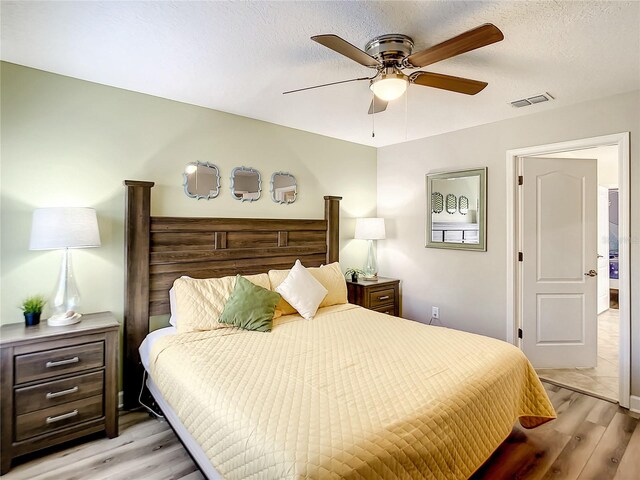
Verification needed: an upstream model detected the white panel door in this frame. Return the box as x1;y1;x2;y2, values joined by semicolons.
597;186;610;313
521;157;598;368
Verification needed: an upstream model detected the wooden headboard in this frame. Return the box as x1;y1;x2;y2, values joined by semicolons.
123;180;342;408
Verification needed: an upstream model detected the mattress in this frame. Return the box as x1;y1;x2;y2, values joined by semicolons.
149;304;555;479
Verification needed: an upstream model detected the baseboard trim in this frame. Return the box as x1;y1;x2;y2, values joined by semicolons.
118;391;124;410
630;395;640;413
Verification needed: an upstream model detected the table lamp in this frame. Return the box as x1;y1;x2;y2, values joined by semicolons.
354;217;386;281
29;207;101;326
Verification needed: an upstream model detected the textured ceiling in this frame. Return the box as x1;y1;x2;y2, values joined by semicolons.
1;1;639;147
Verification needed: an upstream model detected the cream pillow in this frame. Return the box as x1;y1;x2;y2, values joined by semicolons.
275;260;328;320
173;273;270;333
310;262;348;307
269;262;347;314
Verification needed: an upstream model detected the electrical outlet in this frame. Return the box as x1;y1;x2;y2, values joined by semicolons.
432;306;439;319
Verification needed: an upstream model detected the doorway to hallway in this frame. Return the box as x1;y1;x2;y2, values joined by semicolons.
505;133;630;408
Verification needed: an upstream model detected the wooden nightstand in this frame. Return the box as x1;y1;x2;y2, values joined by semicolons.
0;312;119;474
346;277;401;317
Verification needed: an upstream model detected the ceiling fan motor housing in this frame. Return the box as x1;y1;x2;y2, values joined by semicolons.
365;34;414;67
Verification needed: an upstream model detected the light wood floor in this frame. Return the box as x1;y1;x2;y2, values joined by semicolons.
3;383;639;480
537;309;619;402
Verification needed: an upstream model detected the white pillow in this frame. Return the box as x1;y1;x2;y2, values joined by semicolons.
168;275;192;327
168;287;177;327
275;260;328;320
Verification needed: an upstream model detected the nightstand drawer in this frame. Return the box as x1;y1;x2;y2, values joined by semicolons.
15;342;104;385
368;288;395;308
15;371;104;415
15;395;103;442
372;305;395;316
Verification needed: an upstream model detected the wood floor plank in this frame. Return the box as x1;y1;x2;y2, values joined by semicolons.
101;439;188;479
577;412;638;480
585;398;619;426
137;458;202;480
541;420;606;480
613;421;640;480
552;392;600;436
470;426;571;480
29;429;179;480
179;471;206;480
471;428;535;480
508;425;571;480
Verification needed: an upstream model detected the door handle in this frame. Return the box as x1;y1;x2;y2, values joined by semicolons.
597;254;604;258
584;270;597;277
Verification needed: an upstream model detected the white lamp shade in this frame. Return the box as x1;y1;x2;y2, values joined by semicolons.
354;217;386;240
370;77;408;101
30;207;101;250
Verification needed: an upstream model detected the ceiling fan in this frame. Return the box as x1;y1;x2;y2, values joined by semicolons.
284;24;504;114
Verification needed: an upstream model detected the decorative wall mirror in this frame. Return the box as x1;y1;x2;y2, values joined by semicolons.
425;167;487;251
230;166;261;202
270;172;297;204
183;162;220;200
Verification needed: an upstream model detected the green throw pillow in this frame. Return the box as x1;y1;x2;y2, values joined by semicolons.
219;275;281;332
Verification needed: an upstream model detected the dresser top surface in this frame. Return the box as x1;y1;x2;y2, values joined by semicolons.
0;312;119;347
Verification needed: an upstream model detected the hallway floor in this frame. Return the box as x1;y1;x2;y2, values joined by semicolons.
536;308;619;402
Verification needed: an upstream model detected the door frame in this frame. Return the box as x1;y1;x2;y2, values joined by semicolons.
505;132;630;408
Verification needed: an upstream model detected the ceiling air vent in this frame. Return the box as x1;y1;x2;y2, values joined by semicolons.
510;92;554;108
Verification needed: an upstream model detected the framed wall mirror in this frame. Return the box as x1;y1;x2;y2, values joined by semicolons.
230;166;261;202
425;167;487;251
270;172;297;204
183;162;220;200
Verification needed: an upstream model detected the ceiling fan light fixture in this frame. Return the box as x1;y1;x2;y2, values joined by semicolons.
370;73;408;101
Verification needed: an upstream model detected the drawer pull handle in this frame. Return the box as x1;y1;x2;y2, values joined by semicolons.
46;357;79;368
46;386;79;399
46;409;78;424
378;295;390;301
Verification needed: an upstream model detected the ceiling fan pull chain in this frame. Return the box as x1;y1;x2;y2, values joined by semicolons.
371;95;376;138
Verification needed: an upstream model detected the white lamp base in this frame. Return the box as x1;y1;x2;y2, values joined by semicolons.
362;239;379;281
47;313;82;327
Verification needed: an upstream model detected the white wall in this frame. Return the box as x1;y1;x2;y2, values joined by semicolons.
377;89;640;395
0;62;377;329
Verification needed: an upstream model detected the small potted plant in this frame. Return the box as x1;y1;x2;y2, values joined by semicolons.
21;295;46;327
345;268;364;282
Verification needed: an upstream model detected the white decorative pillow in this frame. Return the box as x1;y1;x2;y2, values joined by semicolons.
275;260;328;320
268;262;347;314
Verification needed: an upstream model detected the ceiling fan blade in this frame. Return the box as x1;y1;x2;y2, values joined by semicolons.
411;71;488;95
312;34;381;68
405;24;504;68
368;97;388;114
283;76;370;95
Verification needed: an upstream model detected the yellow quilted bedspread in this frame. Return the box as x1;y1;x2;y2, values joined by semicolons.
149;304;555;479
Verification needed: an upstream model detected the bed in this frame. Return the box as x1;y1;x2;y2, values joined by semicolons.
123;180;555;479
